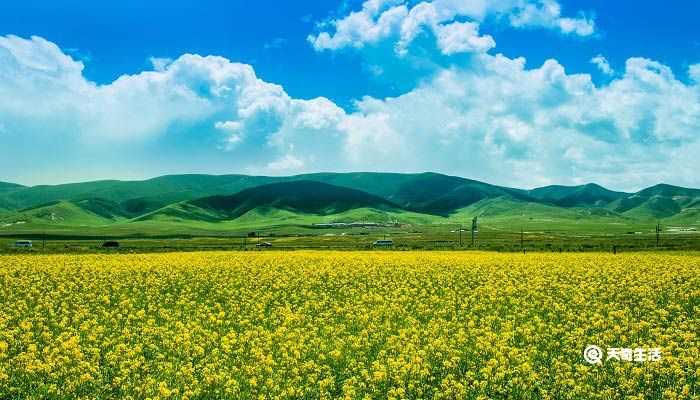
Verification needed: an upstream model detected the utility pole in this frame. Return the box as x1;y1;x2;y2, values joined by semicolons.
656;222;661;248
520;211;525;254
459;224;463;247
42;231;46;251
471;217;478;247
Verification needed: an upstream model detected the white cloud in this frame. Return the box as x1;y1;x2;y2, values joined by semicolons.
435;21;495;55
557;17;595;36
0;35;307;143
2;35;700;190
149;57;173;72
309;3;409;51
309;0;595;55
689;63;700;83
266;154;305;172
327;54;700;189
509;0;594;36
0;35;342;181
590;54;614;75
214;121;244;148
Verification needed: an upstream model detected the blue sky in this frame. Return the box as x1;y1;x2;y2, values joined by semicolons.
1;0;700;190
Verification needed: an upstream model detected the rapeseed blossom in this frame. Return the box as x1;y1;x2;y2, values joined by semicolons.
0;251;697;399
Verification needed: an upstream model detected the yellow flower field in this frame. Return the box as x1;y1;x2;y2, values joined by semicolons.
0;251;698;399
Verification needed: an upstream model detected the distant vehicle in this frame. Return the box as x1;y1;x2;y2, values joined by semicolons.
256;242;273;248
373;239;394;247
102;241;120;248
14;240;32;248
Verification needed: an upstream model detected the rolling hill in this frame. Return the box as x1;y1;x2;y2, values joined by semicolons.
140;181;403;222
529;183;628;207
0;200;125;228
0;181;24;192
0;172;535;216
607;184;700;220
386;173;531;215
0;175;281;213
297;172;532;215
0;182;25;210
0;173;699;235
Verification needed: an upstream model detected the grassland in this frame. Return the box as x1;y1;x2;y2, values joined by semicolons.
0;251;697;399
1;214;698;254
1;173;699;253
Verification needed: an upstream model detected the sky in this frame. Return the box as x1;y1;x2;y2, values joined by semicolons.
1;0;699;191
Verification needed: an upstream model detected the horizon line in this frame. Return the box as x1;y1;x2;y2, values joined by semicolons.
1;171;691;194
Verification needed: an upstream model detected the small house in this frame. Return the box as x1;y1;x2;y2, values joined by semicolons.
15;240;33;248
373;239;394;247
102;241;120;248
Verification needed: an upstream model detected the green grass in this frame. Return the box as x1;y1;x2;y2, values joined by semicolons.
1;173;699;254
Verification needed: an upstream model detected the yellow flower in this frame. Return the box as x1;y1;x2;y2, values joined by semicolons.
0;251;696;399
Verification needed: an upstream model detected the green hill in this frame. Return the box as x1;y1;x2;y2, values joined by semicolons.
0;182;24;210
1;173;699;235
0;173;626;217
303;172;531;216
0;175;280;212
0;200;125;229
529;183;627;207
140;181;404;222
608;184;700;220
616;196;682;219
295;172;429;200
450;196;622;221
636;183;700;199
0;181;24;192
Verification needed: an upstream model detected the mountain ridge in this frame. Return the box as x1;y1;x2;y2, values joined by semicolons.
139;181;403;222
1;173;699;234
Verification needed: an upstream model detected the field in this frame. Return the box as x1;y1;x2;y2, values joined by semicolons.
2;222;699;254
0;251;698;399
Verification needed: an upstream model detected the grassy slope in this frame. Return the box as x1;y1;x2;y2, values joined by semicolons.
0;175;281;212
0;182;24;191
0;172;531;216
295;172;425;200
0;182;24;210
444;197;643;232
0;200;124;231
143;181;405;221
607;184;700;221
1;174;699;237
528;183;628;207
302;172;532;215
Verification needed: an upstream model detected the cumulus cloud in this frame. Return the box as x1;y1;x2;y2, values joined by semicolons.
336;55;700;189
149;57;173;72
0;35;335;144
689;63;700;83
266;154;305;172
434;21;496;55
0;35;344;182
308;0;595;55
509;0;595;36
590;54;614;75
2;35;700;190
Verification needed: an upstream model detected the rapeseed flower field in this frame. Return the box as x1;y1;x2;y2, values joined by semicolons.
0;251;698;399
